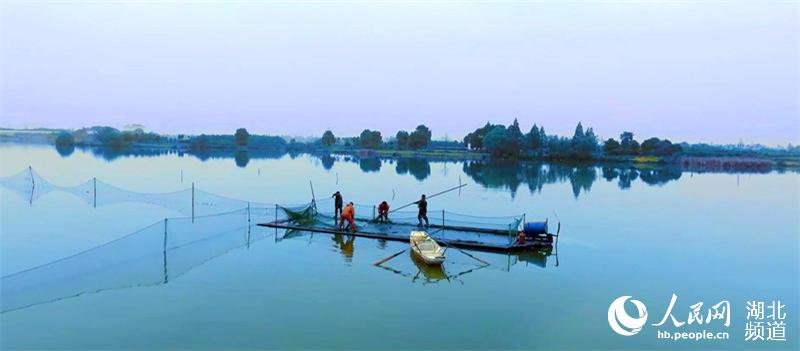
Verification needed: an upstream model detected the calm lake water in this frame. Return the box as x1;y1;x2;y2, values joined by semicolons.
1;144;797;350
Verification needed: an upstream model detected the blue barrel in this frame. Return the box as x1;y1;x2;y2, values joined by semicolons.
523;221;548;235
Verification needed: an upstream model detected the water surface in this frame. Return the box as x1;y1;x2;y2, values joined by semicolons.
1;144;797;350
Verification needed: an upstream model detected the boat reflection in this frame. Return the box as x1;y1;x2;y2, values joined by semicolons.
410;252;448;282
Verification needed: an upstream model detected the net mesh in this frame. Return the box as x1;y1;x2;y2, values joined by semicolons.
1;167;273;216
280;201;524;246
1;207;280;313
1;167;544;312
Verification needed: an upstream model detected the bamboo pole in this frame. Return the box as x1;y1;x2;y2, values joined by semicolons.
389;183;466;214
373;248;407;266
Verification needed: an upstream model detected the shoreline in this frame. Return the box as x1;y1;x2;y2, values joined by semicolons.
3;140;798;172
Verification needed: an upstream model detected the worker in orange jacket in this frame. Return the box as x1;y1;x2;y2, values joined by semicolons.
339;202;356;232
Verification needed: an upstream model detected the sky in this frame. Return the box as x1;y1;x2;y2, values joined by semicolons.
0;1;797;145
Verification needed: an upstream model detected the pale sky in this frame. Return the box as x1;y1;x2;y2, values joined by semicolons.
1;1;797;145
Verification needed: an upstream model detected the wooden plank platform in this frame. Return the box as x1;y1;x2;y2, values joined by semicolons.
257;222;553;252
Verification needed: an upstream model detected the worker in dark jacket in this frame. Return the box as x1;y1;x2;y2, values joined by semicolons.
416;194;428;226
332;191;343;218
377;201;390;223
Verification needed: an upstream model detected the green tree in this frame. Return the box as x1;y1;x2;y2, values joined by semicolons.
640;137;661;154
507;119;523;144
619;131;640;155
190;135;210;151
359;129;382;149
483;125;521;158
463;122;494;150
396;130;409;149
640;137;681;156
526;123;544;150
603;138;621;154
321;130;336;146
408;124;432;149
576;127;598;158
235;128;250;146
483;126;506;157
572;122;585;141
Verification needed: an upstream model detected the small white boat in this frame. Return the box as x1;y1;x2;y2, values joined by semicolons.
409;231;446;265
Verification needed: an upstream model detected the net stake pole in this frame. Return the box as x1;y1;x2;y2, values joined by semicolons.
442;210;445;237
274;204;279;243
93;177;97;208
372;205;376;220
191;182;195;223
28;166;35;206
163;218;168;284
309;180;317;211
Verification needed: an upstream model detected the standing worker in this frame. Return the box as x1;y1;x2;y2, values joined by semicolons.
339;202;357;232
377;201;390;223
332;191;343;218
416;194;428;226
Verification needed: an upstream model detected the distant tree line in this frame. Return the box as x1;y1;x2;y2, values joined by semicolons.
463;119;600;159
45;122;799;162
318;125;435;150
52;126;286;152
460;119;696;160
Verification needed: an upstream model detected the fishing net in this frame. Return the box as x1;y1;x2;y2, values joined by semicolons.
1;207;278;313
0;166;542;312
0;167;272;216
283;200;524;246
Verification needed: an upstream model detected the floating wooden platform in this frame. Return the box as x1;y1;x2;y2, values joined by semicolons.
257;221;553;252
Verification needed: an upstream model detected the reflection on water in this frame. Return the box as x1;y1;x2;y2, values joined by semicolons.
331;233;356;262
55;142;75;157
464;161;682;198
396;158;431;180
372;245;555;285
23;143;797;200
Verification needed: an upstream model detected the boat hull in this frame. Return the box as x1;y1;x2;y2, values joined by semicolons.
410;231;446;265
411;248;446;265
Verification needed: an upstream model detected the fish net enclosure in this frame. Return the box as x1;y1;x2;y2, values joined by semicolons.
1;167;273;216
1;206;281;313
279;199;525;245
1;166;543;312
309;199;523;233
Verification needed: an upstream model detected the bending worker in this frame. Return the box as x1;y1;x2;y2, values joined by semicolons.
332;191;343;218
377;201;390;223
416;194;428;226
339;202;357;232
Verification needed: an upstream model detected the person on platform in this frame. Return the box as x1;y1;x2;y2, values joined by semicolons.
339;202;357;232
377;201;390;223
332;191;343;218
416;194;428;226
